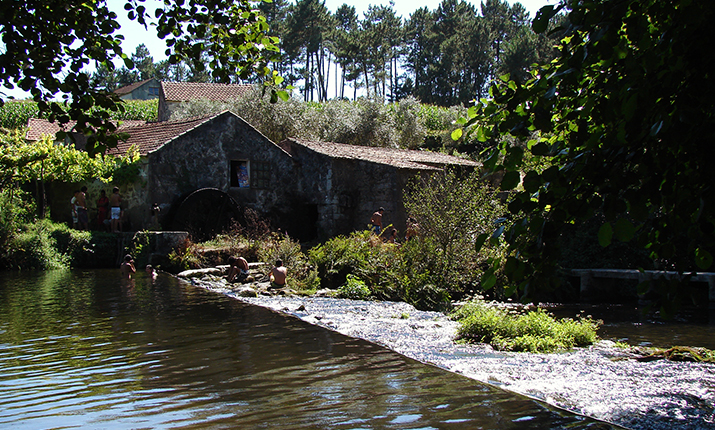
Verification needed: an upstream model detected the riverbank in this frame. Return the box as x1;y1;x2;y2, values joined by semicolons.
184;276;715;430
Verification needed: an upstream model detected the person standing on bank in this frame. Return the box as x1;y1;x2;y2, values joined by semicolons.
109;186;122;233
370;207;385;234
75;186;89;230
97;190;109;231
70;190;79;229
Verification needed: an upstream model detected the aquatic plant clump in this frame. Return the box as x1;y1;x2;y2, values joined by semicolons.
451;300;601;353
337;274;371;300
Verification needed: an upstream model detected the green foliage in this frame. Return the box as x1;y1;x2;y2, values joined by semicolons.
257;232;319;293
0;192;119;270
452;299;600;352
0;99;158;131
558;215;653;270
0;100;39;129
459;0;715;307
337;274;371;300
171;91;467;150
404;169;508;298
0;0;283;155
308;231;401;298
0;103;150;194
1;130;142;188
167;239;205;272
0;188;35;253
0;219;97;270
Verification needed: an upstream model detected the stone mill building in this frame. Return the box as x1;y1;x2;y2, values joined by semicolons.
28;83;479;242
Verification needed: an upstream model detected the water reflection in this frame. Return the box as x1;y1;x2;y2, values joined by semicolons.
548;303;715;349
0;270;616;429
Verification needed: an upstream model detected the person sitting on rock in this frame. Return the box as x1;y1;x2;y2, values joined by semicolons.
227;256;250;283
269;259;287;288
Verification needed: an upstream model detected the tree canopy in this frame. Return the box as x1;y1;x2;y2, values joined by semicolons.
0;0;282;155
467;0;715;308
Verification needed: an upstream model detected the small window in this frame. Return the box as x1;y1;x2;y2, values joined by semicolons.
148;86;160;97
251;161;271;189
230;160;250;188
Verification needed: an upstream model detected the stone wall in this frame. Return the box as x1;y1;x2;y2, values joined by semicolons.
145;112;299;235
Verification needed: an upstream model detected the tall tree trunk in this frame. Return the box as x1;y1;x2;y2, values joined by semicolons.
363;63;370;98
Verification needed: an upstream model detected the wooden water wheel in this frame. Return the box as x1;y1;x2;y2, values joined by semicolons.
169;188;243;241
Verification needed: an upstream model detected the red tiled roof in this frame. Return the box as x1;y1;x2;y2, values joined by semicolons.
25;118;147;141
107;115;215;156
114;79;155;95
161;82;252;102
283;138;480;171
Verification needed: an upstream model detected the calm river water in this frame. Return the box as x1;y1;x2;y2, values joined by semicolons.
0;270;616;429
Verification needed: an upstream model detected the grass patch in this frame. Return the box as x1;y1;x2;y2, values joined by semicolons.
451;299;601;353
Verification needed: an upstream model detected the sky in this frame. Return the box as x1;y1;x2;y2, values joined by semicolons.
111;0;555;63
2;0;555;100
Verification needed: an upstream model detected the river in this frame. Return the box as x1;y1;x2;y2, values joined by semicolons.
0;269;617;429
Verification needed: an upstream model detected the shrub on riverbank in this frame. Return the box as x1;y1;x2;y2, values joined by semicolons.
1;219;120;270
452;299;601;352
308;231;401;297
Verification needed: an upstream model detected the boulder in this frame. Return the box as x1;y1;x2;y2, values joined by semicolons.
177;268;223;278
234;286;258;297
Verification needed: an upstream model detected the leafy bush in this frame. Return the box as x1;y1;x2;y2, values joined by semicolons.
0;99;157;130
0;188;35;253
1;216;122;270
0;100;39;129
171;91;467;150
166;238;205;272
404;169;509;299
452;299;601;353
308;230;400;295
258;232;319;294
3;219;71;270
337;274;371;300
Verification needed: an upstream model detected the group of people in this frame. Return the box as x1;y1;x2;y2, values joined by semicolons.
71;186;123;232
120;254;155;280
120;254;288;288
227;255;287;288
370;207;419;244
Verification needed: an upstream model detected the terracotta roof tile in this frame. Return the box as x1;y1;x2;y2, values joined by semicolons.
25;118;147;141
114;79;154;95
161;82;252;102
283;138;480;170
107;115;215;156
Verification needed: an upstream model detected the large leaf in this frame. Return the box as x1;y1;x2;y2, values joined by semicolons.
598;222;613;247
